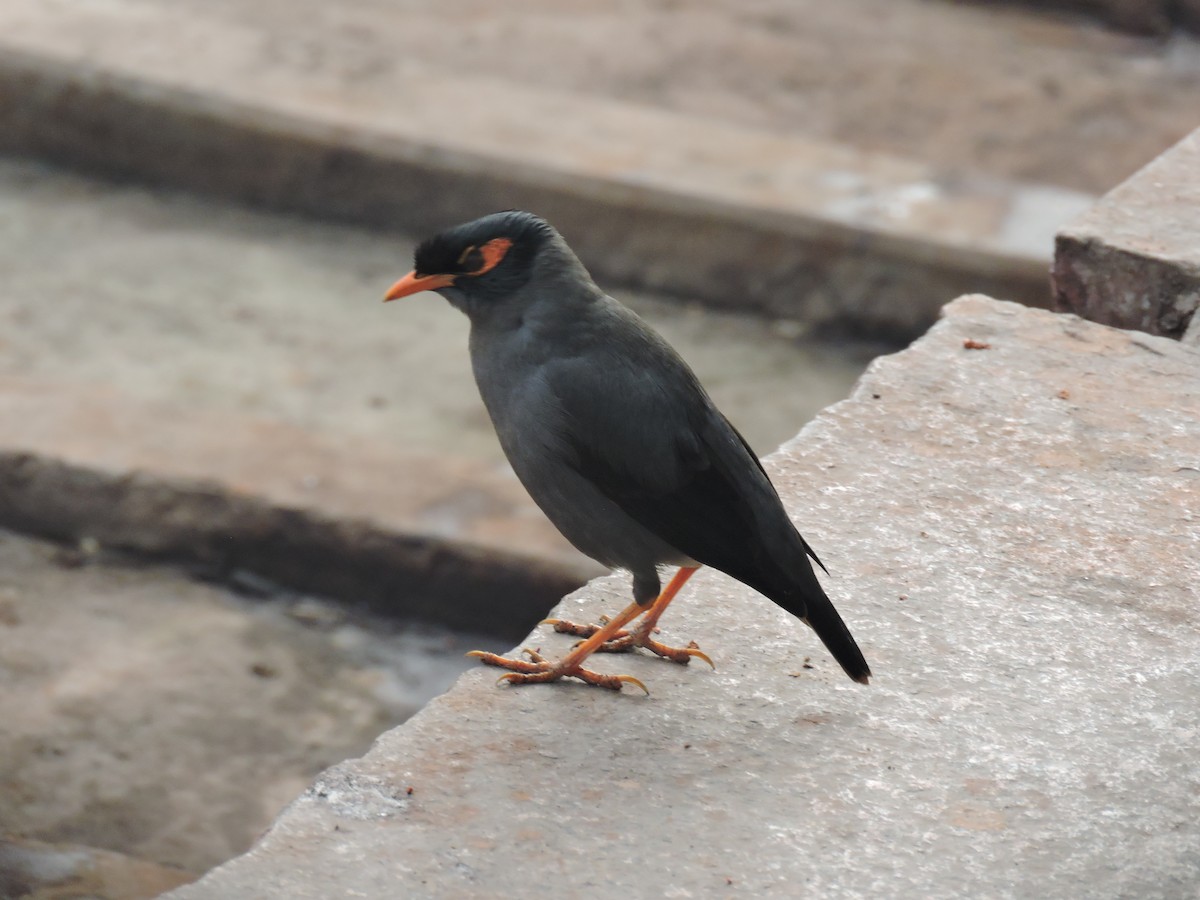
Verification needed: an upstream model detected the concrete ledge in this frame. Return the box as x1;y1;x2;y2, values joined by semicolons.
1054;126;1200;342
0;838;193;899
979;0;1200;35
0;379;599;637
167;296;1200;899
0;451;580;640
0;1;1093;338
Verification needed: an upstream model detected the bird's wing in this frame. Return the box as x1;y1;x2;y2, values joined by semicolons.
550;348;821;587
723;421;828;575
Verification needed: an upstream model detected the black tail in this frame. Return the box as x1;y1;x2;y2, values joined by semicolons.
802;587;871;684
769;569;871;685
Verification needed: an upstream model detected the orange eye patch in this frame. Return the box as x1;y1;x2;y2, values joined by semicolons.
465;237;513;276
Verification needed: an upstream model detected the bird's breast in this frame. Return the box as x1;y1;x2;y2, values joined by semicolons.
467;325;687;572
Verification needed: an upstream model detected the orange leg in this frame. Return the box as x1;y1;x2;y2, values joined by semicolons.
545;566;713;669
467;566;705;692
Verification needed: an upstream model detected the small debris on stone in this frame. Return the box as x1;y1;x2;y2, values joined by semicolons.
963;339;991;350
53;536;101;569
1057;389;1071;400
287;597;346;628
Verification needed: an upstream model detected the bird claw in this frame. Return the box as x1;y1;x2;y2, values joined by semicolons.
467;649;544;674
628;635;715;668
468;648;649;694
588;630;715;669
682;642;715;670
606;674;650;695
544;617;632;642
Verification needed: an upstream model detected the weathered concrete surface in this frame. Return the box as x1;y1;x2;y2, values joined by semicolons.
988;0;1199;35
167;296;1200;899
3;0;1190;197
1054;126;1200;342
0;837;194;898
0;529;505;876
0;373;602;636
0;450;587;640
0;1;1107;336
0;158;873;467
0;377;590;571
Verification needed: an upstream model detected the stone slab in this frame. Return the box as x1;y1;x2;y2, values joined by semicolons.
0;1;1094;338
1054;126;1200;342
0;529;505;876
0;837;193;899
0;377;589;572
0;155;876;474
0;379;599;638
167;296;1200;899
983;0;1200;35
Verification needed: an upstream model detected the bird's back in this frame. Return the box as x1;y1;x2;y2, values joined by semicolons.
463;245;869;684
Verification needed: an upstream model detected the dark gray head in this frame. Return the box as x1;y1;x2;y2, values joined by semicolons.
384;211;567;315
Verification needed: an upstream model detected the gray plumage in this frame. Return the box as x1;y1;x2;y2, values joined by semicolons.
389;211;870;683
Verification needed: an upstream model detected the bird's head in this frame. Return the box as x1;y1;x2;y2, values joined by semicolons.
383;211;559;313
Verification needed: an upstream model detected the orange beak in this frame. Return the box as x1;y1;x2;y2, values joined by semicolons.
383;270;456;302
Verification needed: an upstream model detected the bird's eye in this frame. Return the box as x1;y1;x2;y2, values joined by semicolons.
457;245;482;271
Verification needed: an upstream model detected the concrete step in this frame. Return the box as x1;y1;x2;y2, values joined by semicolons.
1054;125;1200;342
0;0;1094;339
0;378;599;637
0;529;506;876
165;296;1200;899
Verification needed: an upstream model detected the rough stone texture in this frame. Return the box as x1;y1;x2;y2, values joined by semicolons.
0;156;876;481
3;0;1192;197
0;377;592;571
0;2;1110;338
0;529;505;875
1054;127;1200;341
167;296;1200;900
0;450;586;640
0;837;194;899
1051;0;1173;35
982;0;1197;35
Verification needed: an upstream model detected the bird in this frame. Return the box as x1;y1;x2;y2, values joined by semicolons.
384;211;870;693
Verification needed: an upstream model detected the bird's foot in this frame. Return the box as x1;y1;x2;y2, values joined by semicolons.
466;648;648;694
633;634;714;668
543;615;630;642
542;617;713;669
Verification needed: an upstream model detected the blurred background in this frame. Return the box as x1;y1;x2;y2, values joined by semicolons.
0;0;1197;894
